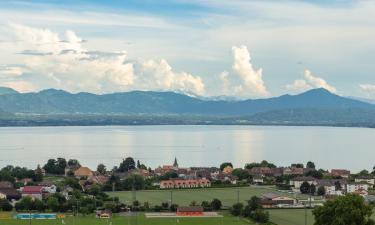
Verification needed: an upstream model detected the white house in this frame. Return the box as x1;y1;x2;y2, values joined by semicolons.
290;177;317;189
355;177;375;186
346;183;369;196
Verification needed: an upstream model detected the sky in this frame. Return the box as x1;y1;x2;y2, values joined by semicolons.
0;0;375;99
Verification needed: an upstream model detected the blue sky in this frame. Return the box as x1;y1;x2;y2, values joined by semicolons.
0;0;374;99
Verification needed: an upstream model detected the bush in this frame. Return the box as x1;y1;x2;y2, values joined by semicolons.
0;199;13;211
230;203;243;216
211;199;222;210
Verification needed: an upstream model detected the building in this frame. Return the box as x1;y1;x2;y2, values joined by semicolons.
248;167;273;177
316;179;347;196
74;167;94;179
346;182;369;196
0;181;13;189
160;179;211;189
283;167;304;176
260;193;297;208
176;206;204;216
355;177;375;186
21;186;44;200
330;169;350;178
0;188;21;201
289;176;317;189
252;175;264;184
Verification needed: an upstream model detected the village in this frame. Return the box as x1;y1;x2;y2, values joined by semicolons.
1;157;374;214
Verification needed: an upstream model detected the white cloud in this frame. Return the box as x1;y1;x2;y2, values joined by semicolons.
139;59;205;96
286;70;337;93
359;84;375;98
0;24;205;95
230;45;269;98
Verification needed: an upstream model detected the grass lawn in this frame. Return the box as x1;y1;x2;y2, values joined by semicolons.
107;186;309;207
267;209;314;225
0;213;252;225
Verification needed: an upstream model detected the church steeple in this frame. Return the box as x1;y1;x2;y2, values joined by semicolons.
173;157;178;168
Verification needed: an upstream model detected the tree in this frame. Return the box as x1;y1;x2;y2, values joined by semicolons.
122;174;145;190
313;194;375;225
291;163;304;168
97;164;106;175
67;159;80;168
335;181;342;191
47;197;60;212
0;199;13;211
251;209;269;223
220;162;233;171
15;197;33;211
317;186;326;196
245;160;276;170
306;161;316;169
230;203;243;216
310;184;316;195
232;168;250;180
305;170;323;179
137;160;141;169
211;199;222;210
119;157;136;172
300;181;311;194
201;201;211;210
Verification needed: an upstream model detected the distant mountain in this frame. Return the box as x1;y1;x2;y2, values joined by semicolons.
245;108;375;126
0;87;18;95
0;88;373;116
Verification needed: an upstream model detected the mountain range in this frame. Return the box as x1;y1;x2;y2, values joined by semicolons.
0;87;374;127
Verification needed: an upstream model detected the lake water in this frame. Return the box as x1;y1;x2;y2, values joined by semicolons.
0;125;374;172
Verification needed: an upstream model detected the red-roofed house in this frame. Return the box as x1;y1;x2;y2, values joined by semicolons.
160;179;211;189
331;169;350;178
21;186;44;200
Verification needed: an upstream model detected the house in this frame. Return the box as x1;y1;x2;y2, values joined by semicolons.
289;176;317;189
283;167;304;176
0;181;13;189
0;188;21;201
316;179;347;196
252;175;264;184
346;182;369;196
160;178;211;189
213;173;237;184
248;167;273;177
355;177;375;186
330;169;350;178
21;186;44;200
260;193;297;208
177;206;204;216
74;167;94;179
37;182;57;194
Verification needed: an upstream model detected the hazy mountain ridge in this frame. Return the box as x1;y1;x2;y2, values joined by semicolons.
0;87;374;127
0;87;373;115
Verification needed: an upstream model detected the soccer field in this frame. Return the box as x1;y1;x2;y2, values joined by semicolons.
0;213;252;225
107;186;301;207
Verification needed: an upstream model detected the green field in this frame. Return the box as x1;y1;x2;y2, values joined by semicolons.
267;209;314;225
0;213;252;225
107;186;312;207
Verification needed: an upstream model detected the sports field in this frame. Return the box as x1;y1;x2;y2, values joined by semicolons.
107;186;311;207
0;213;252;225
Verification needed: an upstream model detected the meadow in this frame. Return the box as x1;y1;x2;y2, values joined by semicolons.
106;186;312;207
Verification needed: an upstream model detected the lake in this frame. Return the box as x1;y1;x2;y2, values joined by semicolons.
0;125;373;172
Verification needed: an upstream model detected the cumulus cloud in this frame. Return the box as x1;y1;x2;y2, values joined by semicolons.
359;84;375;98
231;46;269;97
286;70;337;93
0;24;205;95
